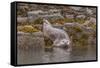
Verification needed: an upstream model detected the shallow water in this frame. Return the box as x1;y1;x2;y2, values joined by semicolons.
17;33;96;65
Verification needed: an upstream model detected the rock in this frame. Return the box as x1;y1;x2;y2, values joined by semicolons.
27;10;64;22
17;17;28;23
31;32;44;37
64;22;81;27
64;22;96;35
89;17;96;24
28;10;43;15
91;8;96;14
86;8;93;15
82;17;96;27
70;7;82;11
18;5;29;10
76;15;86;19
27;10;42;22
17;31;26;35
49;9;60;13
65;14;74;19
80;26;95;35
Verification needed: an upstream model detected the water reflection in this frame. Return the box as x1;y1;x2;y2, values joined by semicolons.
17;33;96;64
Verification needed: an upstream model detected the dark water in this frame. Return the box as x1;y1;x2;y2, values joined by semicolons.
17;33;96;65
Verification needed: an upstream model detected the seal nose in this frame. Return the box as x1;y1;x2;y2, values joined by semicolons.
67;40;70;45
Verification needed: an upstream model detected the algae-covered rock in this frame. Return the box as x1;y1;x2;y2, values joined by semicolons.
18;25;40;33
